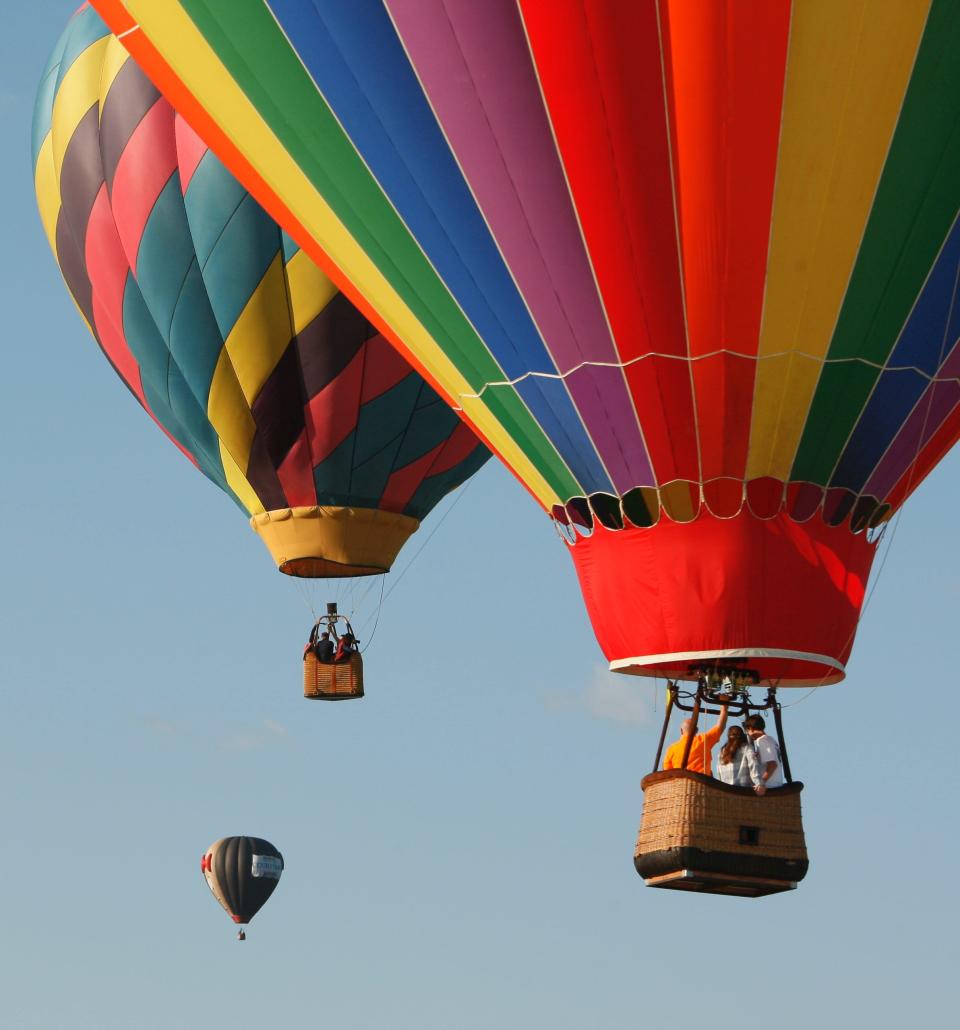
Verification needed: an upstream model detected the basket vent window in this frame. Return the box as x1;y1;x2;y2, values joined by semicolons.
739;826;761;846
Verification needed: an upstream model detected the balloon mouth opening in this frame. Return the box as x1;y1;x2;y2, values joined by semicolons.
251;506;419;579
610;650;846;687
279;556;386;578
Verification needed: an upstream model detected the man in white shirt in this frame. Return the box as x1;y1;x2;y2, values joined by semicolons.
743;715;784;795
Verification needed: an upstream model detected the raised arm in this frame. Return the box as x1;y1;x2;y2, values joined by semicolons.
703;704;729;748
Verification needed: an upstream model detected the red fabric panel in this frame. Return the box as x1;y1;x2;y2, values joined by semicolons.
702;477;744;517
660;0;790;481
426;420;482;476
86;185;199;469
174;114;208;194
303;347;363;464
568;510;877;684
690;352;758;483
379;440;445;513
86;183;144;399
661;0;788;354
276;429;318;507
746;477;785;519
520;0;696;484
359;334;414;404
623;356;700;483
108;97;177;274
378;423;480;512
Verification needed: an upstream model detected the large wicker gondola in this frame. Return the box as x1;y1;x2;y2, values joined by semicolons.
635;769;808;897
303;652;364;700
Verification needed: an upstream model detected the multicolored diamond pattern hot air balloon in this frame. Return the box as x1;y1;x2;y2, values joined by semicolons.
88;0;960;685
33;7;488;580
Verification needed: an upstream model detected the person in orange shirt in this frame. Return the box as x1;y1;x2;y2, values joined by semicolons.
662;703;729;775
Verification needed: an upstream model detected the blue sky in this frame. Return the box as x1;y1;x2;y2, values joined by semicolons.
2;5;958;1029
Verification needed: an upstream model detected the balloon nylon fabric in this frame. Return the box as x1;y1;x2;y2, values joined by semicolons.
570;512;877;686
33;7;488;540
86;0;960;680
202;836;283;925
88;0;960;526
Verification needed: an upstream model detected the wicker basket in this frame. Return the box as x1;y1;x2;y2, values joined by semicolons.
634;770;808;897
303;652;364;700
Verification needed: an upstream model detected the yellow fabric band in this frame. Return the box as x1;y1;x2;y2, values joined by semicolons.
250;506;419;577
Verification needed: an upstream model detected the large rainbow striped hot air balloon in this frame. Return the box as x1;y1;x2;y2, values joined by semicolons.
89;0;960;687
32;8;488;585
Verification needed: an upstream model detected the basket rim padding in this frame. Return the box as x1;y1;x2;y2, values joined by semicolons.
641;768;803;796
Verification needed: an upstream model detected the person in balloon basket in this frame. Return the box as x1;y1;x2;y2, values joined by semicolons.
715;725;763;790
314;632;335;663
662;702;729;775
304;623;335;663
334;632;358;663
743;715;784;795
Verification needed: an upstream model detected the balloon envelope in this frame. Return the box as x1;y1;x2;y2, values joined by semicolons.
89;0;960;681
201;836;283;925
33;7;488;578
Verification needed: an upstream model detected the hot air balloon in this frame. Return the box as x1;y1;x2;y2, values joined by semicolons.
201;836;283;936
90;1;960;890
32;8;489;699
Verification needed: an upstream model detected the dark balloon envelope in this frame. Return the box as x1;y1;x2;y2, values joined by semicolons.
201;837;283;926
33;8;488;579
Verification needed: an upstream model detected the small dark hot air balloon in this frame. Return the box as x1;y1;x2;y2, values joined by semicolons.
201;836;283;936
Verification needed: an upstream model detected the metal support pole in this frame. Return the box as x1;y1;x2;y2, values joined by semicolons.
772;696;793;784
679;688;702;770
652;683;676;773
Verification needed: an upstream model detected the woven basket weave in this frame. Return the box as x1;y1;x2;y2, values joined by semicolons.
635;770;808;887
303;652;364;700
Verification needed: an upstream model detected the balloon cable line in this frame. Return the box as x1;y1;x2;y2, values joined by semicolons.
778;495;901;709
357;575;386;655
332;352;426;629
382;477;475;605
355;477;476;656
294;472;474;655
293;577;318;620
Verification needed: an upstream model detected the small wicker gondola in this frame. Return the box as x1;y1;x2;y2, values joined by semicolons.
635;769;808;897
303;652;364;700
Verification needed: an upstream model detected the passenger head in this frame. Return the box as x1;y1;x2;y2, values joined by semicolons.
680;717;694;736
720;725;746;765
743;715;766;740
321;632;329;640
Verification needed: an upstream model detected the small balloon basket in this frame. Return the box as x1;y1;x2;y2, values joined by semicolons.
303;652;364;700
302;602;365;700
634;771;808;897
636;667;808;897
